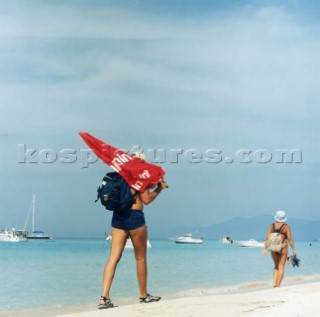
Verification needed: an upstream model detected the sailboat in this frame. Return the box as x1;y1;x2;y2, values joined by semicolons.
25;194;53;240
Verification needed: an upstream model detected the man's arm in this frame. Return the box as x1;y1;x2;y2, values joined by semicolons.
140;180;168;205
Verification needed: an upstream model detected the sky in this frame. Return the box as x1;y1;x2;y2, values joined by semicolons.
0;0;319;238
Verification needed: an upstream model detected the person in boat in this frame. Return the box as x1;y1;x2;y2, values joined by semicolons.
99;152;168;309
263;210;297;287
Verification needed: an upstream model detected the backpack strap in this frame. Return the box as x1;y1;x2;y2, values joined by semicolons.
279;223;286;232
272;223;286;233
131;189;139;203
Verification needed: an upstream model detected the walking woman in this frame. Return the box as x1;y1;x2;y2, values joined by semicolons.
263;210;297;287
98;152;168;309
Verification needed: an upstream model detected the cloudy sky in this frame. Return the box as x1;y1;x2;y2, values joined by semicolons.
1;0;319;238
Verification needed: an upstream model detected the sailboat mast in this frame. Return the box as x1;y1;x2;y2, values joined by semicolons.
32;194;35;232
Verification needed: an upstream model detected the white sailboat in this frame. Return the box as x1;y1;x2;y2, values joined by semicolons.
25;194;53;240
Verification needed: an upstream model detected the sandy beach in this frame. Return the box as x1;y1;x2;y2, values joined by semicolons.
49;280;320;317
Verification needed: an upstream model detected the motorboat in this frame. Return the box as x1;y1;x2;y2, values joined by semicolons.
26;194;53;240
236;239;264;248
106;234;151;249
0;228;28;242
174;234;204;244
220;236;233;244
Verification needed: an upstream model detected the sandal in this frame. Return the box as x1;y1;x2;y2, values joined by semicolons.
98;296;114;309
140;293;161;303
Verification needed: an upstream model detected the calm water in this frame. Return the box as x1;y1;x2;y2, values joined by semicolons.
0;239;319;314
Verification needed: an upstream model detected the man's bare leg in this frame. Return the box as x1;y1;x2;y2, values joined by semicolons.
130;225;148;298
100;227;128;303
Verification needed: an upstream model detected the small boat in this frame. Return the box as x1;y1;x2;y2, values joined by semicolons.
220;236;233;244
123;237;152;249
26;194;53;240
174;234;204;244
236;239;264;248
0;228;28;242
106;234;151;249
28;230;52;240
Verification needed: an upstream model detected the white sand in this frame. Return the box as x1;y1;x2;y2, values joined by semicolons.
53;281;320;317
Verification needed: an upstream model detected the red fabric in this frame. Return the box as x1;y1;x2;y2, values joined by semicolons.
79;132;165;192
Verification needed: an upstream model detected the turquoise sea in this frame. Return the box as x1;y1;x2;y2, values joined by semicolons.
1;239;319;316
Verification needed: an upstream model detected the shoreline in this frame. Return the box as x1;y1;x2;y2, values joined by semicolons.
2;275;320;317
58;278;320;317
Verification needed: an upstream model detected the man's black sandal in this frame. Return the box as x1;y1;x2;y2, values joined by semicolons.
140;294;161;303
98;296;114;309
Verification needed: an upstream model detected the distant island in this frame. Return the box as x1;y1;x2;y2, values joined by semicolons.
171;215;320;241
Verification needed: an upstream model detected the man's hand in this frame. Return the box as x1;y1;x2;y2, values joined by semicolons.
158;180;168;189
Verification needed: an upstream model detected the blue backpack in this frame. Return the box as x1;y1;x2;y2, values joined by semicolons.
95;172;137;212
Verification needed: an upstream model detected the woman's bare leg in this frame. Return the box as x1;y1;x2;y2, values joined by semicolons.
271;250;287;287
100;227;128;302
275;251;288;287
271;252;280;287
130;225;148;298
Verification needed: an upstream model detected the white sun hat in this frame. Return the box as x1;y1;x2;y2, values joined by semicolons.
274;210;287;222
